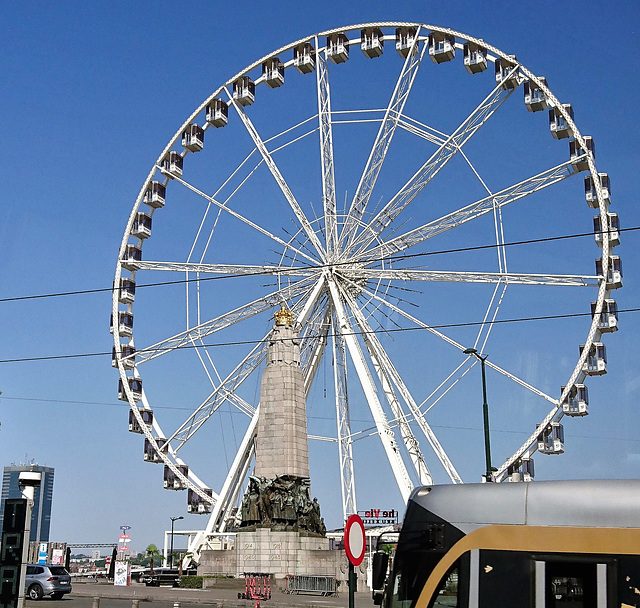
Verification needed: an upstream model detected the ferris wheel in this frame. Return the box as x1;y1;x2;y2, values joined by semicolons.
112;22;620;560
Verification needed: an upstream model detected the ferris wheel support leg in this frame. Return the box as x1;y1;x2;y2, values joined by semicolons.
326;274;414;503
332;323;357;519
187;411;259;565
342;290;438;485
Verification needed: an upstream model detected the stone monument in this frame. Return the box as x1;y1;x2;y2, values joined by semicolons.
199;305;340;579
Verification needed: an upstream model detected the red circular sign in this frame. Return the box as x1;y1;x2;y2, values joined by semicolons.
344;514;366;566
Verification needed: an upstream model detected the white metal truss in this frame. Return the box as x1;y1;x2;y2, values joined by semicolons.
186;410;258;565
225;87;327;260
164;278;327;451
351;268;599;287
345;66;521;258
340;284;462;484
356;282;559;407
331;318;357;518
135;280;313;365
302;306;333;395
340;31;427;253
134;260;315;277
326;274;414;502
359;158;583;262
172;174;321;266
316;42;338;259
166;340;264;450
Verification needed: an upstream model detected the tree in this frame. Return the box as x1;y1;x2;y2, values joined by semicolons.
146;544;161;575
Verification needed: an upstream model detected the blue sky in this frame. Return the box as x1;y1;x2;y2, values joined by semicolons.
1;1;639;554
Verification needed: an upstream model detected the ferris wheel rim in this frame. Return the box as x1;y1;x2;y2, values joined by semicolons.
112;22;616;523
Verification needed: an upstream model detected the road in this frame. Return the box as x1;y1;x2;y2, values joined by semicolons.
24;581;373;608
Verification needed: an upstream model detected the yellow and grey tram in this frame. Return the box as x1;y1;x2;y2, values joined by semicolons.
372;480;640;607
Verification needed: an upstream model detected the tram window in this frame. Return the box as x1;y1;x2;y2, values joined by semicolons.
431;565;458;607
545;561;597;608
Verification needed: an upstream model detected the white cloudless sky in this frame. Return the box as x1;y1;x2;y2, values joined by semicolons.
1;1;639;554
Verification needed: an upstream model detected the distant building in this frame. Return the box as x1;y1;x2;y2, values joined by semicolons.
0;464;55;542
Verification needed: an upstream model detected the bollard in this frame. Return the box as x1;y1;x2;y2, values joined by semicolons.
132;600;139;608
92;597;100;608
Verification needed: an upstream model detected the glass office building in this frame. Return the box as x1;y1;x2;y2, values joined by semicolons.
0;464;55;542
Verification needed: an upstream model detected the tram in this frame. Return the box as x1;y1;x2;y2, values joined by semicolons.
372;480;640;607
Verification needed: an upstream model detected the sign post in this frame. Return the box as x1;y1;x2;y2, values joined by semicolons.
344;514;366;608
115;525;131;587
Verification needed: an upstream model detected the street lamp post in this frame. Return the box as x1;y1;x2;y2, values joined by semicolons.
463;348;493;481
169;516;184;568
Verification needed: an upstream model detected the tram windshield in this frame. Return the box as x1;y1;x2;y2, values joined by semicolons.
386;500;465;608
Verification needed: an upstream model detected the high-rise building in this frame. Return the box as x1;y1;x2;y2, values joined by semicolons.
0;464;55;542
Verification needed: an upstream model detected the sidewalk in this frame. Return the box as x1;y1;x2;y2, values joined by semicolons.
70;581;372;608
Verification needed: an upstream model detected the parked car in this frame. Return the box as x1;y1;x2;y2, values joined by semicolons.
143;567;180;587
143;567;197;587
25;564;72;600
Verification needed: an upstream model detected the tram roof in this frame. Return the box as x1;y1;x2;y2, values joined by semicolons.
409;479;640;532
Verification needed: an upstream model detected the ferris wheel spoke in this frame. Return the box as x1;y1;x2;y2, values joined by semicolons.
495;319;600;483
353;268;599;286
167;339;265;451
316;47;338;257
132;260;316;278
340;33;427;253
395;114;448;146
225;88;327;259
472;282;508;357
356;281;559;407
343;287;462;484
327;275;414;502
135;279;314;365
346;68;521;258
302;304;333;395
360;158;581;261
331;319;357;520
175;280;328;519
172;173;320;265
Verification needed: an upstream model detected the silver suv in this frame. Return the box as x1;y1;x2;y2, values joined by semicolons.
25;565;72;600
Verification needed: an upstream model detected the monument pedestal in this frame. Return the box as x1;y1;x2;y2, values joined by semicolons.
200;529;344;579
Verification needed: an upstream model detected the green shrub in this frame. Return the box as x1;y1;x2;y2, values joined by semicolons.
179;576;203;589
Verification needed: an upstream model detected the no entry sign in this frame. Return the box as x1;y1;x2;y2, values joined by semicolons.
344;514;366;566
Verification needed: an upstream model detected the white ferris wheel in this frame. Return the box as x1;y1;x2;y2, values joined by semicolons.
112;22;620;560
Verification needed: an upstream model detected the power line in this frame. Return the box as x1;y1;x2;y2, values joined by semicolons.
0;226;635;304
2;306;638;364
0;396;193;411
2;396;638;447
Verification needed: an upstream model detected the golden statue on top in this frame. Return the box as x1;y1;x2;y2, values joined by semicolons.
274;303;294;326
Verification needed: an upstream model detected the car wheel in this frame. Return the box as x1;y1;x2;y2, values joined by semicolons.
28;585;44;600
51;593;64;600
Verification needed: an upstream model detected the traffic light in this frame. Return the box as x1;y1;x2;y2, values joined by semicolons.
0;499;27;608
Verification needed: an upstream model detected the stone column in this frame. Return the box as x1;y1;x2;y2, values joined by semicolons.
254;306;309;479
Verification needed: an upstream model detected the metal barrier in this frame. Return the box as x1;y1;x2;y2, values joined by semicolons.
284;575;337;596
